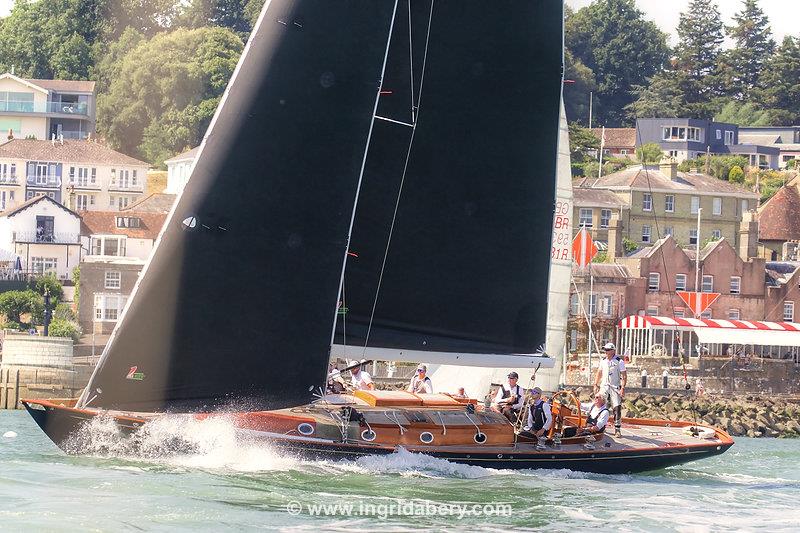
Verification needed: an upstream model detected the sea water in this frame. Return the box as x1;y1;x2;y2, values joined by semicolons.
0;410;798;532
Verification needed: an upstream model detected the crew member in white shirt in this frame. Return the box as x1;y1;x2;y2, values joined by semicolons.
407;364;433;394
594;342;626;437
493;372;525;423
580;393;611;435
349;360;374;391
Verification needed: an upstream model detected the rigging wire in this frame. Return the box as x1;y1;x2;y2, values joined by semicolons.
362;0;435;356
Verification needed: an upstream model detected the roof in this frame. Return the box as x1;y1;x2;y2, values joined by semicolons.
23;78;96;93
572;187;626;208
588;165;759;197
80;210;167;240
592;128;636;148
738;133;781;145
758;184;800;241
620;315;800;347
164;146;199;164
0;139;146;166
123;193;176;214
0;194;79;218
571;263;633;280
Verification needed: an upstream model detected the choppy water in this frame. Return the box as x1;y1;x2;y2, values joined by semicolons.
0;410;798;532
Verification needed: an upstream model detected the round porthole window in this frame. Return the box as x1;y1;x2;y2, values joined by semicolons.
474;432;487;444
420;432;434;444
361;429;376;442
297;423;314;436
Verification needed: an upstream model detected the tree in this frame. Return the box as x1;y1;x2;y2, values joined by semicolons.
724;0;775;100
563;48;597;125
714;100;780;126
566;0;669;126
98;27;243;165
568;123;600;166
728;166;744;184
32;273;64;304
626;73;685;120
179;0;255;34
0;289;44;326
636;143;663;164
759;36;800;124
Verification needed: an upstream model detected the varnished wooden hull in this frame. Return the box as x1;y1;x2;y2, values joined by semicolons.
22;398;734;475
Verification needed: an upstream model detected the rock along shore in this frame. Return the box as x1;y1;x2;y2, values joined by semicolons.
615;391;800;438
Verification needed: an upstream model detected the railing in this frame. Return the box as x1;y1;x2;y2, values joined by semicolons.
26;176;60;187
13;231;80;244
0;178;19;185
68;181;101;190
108;185;144;193
57;130;89;140
0;100;89;116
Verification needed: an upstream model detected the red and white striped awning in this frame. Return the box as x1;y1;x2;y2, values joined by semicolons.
619;315;800;346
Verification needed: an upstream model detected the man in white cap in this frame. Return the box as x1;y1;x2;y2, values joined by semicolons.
493;371;525;423
407;364;433;394
594;342;626;437
349;360;374;391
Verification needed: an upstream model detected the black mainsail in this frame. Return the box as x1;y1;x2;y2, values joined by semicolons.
80;0;399;411
333;2;564;364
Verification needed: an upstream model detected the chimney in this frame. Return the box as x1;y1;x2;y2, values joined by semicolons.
659;161;679;179
6;129;12;141
607;212;623;260
738;210;759;260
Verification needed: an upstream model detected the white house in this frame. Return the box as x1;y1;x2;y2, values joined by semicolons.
164;146;198;195
0;195;82;279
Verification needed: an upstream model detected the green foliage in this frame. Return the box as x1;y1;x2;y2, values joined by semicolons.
593;251;609;263
787;159;798;170
709;155;749;182
636;143;663;164
0;289;44;326
728;166;744;184
54;302;77;322
72;267;80;310
714;100;781;126
622;237;638;254
179;0;256;35
626;74;685;120
48;318;81;341
759;36;800;124
568;123;599;165
565;0;669;126
724;0;775;100
563;48;597;124
98;27;243;166
1;320;23;332
31;273;64;304
745;170;789;203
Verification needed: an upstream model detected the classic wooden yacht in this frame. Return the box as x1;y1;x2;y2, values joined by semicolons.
23;0;732;473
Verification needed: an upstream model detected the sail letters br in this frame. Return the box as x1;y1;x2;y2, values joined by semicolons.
551;200;572;261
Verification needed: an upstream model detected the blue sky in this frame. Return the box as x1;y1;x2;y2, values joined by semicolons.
566;0;798;46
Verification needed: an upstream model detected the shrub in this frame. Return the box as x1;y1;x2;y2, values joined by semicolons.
636;143;663;164
54;302;77;321
622;237;638;254
728;166;744;184
2;320;23;331
31;273;63;303
48;319;81;342
0;289;44;325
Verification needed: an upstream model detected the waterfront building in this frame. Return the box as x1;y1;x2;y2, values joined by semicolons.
739;126;800;169
0;194;81;279
77;195;171;334
165;146;198;195
634;118;780;169
0;72;96;141
590;128;636;159
757;174;800;261
0;139;148;212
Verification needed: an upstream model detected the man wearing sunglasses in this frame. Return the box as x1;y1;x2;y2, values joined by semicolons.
408;364;433;394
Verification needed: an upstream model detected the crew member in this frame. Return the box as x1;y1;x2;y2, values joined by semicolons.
349;360;374;391
523;387;553;439
326;362;347;394
408;364;433;394
594;342;626;437
493;372;525;423
580;393;610;435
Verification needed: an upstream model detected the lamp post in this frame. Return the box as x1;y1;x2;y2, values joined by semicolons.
43;287;51;336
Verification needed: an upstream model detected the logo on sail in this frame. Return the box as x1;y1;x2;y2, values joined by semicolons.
126;366;146;381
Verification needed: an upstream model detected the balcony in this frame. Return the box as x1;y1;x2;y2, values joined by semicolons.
58;130;90;140
26;176;61;188
0;178;19;186
0;100;89;116
66;180;100;191
14;231;80;244
108;185;144;193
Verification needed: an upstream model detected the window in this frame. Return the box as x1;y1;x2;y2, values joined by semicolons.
569;329;578;351
712;197;722;215
665;195;674;212
132;170;138;186
579;208;593;228
689;228;698;245
730;276;741;294
662;126;687;140
664;226;673;237
675;274;687;291
712;229;721;240
668;150;679;158
716;129;721;140
588;294;597;316
642;225;651;243
104;271;121;289
674;307;685;318
570;293;579;315
724;131;734;145
110;169;116;184
620;149;628;155
701;309;712;319
109;195;116;208
90;236;127;256
116;216;141;228
642;193;652;211
646;306;659;316
94;294;127;321
91;168;96;183
599;295;613;316
728;309;740;320
31;257;57;275
784;301;794;322
702;275;714;293
687;127;702;141
691;196;700;214
69;166;75;182
741;199;749;213
648;272;660;292
76;194;89;210
600;209;611;228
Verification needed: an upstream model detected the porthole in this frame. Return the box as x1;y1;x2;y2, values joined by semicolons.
361;429;376;442
419;432;434;444
297;423;314;436
474;432;487;444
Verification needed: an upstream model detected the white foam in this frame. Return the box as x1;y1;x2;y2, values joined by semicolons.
3;431;17;438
